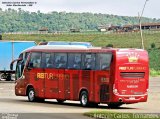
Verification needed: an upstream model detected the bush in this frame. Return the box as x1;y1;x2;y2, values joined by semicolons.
151;43;156;49
150;69;160;76
106;44;113;47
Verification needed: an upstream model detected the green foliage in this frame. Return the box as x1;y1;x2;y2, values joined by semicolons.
106;44;113;47
2;31;160;76
150;69;160;77
0;8;159;33
151;43;156;49
3;31;160;49
148;48;160;71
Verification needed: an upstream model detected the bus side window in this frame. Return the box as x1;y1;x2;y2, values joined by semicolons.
68;53;81;69
82;53;95;70
24;52;29;61
54;53;67;69
19;53;23;59
28;52;42;68
23;52;30;66
96;53;112;70
43;53;54;68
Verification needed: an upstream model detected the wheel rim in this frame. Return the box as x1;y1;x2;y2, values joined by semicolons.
81;94;87;105
29;90;35;101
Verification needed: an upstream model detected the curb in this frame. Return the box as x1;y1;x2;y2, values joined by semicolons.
0;81;15;83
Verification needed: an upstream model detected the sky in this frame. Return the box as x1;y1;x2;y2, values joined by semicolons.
0;0;160;19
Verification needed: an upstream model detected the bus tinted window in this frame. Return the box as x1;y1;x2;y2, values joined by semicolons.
19;53;23;59
16;60;23;79
54;53;67;69
82;53;95;70
96;53;112;70
25;52;29;60
44;53;54;68
29;52;42;68
68;53;81;69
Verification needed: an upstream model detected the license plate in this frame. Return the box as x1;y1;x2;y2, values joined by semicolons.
129;97;135;100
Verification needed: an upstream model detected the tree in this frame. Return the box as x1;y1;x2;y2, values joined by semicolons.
0;8;157;33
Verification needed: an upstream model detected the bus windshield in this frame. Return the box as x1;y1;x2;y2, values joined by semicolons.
15;52;30;80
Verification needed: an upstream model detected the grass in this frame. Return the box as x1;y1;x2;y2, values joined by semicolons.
150;69;160;77
2;31;160;76
3;31;160;49
84;111;160;119
148;49;160;70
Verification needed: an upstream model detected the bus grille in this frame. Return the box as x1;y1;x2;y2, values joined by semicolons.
100;84;109;101
120;72;145;78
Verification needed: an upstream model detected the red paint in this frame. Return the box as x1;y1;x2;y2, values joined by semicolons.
15;47;149;105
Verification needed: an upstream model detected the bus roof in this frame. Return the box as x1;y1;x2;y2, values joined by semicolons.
22;45;146;53
47;41;92;47
39;41;93;47
30;45;90;49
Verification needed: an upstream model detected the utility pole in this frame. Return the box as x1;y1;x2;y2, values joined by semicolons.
139;0;149;49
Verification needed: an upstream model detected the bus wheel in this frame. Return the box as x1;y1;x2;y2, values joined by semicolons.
6;74;11;81
1;73;7;80
80;91;89;107
57;99;65;103
108;103;123;108
28;88;36;102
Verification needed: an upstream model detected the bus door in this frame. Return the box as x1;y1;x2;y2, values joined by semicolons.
27;52;44;98
64;53;82;100
95;53;112;102
54;53;67;99
15;53;28;95
43;53;59;99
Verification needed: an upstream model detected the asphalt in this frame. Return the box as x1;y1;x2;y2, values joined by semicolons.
0;77;160;119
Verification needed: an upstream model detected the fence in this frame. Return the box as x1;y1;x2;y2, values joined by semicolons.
3;30;160;35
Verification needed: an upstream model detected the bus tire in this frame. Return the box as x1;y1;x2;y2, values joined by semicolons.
28;88;36;102
6;74;11;81
57;99;65;103
80;91;89;107
108;103;123;108
1;73;6;80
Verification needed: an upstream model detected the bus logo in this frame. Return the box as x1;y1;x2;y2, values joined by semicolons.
127;52;139;63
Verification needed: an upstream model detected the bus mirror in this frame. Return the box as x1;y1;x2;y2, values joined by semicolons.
27;62;33;70
10;58;23;70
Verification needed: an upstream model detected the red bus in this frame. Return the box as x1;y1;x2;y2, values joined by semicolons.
11;45;149;108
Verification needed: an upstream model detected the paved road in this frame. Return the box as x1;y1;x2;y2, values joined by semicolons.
0;77;160;119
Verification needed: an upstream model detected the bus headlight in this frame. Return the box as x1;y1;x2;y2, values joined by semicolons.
113;88;118;94
145;89;149;94
113;84;119;95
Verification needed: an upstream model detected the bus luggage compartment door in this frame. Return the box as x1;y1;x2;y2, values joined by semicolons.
100;84;109;102
44;69;59;99
95;70;110;102
64;70;80;100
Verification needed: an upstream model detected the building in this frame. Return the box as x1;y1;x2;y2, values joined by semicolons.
38;27;48;34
